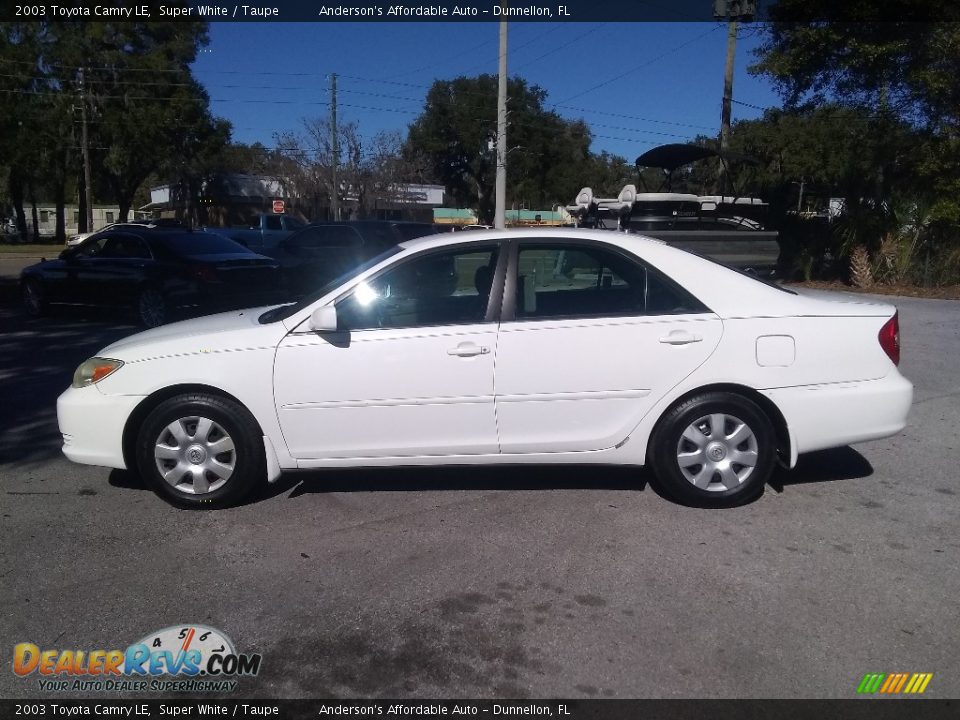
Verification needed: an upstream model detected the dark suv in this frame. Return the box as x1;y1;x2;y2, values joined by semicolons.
21;227;282;327
262;220;447;298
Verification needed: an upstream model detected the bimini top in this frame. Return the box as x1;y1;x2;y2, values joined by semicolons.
635;144;718;172
635;143;759;172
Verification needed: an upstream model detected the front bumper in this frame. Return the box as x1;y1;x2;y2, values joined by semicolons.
57;386;144;469
762;371;913;466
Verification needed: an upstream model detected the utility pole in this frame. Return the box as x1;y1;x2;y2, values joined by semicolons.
330;72;339;221
714;0;754;195
78;67;93;233
494;15;508;230
719;19;737;160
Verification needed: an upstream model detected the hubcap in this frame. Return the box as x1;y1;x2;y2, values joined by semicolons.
140;290;165;327
23;283;40;313
676;413;759;492
154;416;236;495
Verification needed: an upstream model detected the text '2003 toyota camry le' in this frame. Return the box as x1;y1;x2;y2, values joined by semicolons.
57;229;913;508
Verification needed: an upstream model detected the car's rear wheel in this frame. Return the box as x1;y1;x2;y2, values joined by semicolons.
22;279;47;317
137;286;167;328
649;392;776;507
135;393;264;509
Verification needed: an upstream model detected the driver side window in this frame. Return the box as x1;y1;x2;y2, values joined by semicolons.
336;246;499;331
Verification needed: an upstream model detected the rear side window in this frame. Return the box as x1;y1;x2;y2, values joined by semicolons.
158;232;250;256
264;216;282;231
515;244;707;320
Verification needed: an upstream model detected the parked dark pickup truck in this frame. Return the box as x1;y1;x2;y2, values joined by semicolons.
206;213;306;252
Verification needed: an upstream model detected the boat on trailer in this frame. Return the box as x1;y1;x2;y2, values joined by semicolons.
565;143;780;276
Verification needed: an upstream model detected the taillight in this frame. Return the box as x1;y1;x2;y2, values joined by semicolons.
878;311;900;366
190;264;218;283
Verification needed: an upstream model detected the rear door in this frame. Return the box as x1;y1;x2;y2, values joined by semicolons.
493;239;723;454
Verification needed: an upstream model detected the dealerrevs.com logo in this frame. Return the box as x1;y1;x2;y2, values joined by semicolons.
13;625;262;693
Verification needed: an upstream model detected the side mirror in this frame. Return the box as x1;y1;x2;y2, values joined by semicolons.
309;305;338;332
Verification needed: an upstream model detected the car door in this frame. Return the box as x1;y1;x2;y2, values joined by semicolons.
273;243;505;460
73;232;152;306
493;239;723;454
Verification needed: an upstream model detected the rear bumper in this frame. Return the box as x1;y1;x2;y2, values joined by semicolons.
762;372;913;467
57;386;143;469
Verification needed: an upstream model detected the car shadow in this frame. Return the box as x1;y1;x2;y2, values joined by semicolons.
769;446;873;492
111;448;873;507
280;464;648;499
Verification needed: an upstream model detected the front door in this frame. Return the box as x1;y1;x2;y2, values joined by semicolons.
494;241;723;454
274;243;504;460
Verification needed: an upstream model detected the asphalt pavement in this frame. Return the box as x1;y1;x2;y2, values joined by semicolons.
0;279;958;699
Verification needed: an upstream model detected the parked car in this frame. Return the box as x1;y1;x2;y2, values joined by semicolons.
205;213;306;252
22;227;282;328
66;219;186;247
56;228;912;509
261;220;446;298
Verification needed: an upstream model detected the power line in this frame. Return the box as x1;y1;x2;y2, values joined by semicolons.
552;24;723;104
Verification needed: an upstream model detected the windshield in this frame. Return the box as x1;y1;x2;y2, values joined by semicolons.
159;232;252;256
258;245;403;324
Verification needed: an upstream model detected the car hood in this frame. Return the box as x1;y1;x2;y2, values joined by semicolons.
98;306;283;362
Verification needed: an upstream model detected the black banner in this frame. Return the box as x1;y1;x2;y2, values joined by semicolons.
5;0;960;23
1;700;959;720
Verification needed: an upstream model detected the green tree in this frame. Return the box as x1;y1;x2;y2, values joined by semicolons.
405;75;610;221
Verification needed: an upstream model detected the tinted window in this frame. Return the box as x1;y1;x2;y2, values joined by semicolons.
324;226;363;247
336;246;498;330
515;244;706;319
98;234;151;259
264;216;282;231
393;223;444;242
287;227;329;249
158;232;251;256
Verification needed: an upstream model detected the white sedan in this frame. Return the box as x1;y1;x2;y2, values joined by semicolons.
57;229;912;508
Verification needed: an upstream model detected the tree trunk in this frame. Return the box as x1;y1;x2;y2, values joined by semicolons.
118;197;130;223
55;183;66;244
29;187;40;243
9;171;28;241
77;165;88;233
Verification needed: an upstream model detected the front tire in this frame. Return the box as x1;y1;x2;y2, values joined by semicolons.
135;393;264;509
22;278;47;317
649;392;776;507
137;285;167;328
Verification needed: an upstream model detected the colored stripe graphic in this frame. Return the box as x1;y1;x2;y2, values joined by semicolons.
857;673;886;694
857;672;932;694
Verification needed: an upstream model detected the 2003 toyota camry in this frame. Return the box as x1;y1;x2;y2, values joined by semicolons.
57;229;913;508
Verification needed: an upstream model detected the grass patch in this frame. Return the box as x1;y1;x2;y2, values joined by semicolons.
0;242;64;254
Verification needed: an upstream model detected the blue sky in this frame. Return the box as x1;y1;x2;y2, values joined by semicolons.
191;22;782;162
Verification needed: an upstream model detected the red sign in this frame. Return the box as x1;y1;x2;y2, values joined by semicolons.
272;199;285;214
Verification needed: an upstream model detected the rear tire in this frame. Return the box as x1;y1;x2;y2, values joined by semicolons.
649;392;776;507
135;393;264;509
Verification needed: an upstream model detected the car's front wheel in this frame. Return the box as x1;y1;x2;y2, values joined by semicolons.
137;285;167;328
135;393;264;509
649;392;776;507
22;278;47;317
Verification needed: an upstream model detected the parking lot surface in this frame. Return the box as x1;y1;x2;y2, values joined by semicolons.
0;287;958;699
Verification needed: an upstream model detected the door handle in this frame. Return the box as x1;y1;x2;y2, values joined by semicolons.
659;330;702;345
447;343;489;357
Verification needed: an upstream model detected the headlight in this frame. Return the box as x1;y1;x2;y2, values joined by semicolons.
72;357;124;388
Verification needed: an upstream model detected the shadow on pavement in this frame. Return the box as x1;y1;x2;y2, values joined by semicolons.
0;299;137;468
110;449;874;508
769;446;873;492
